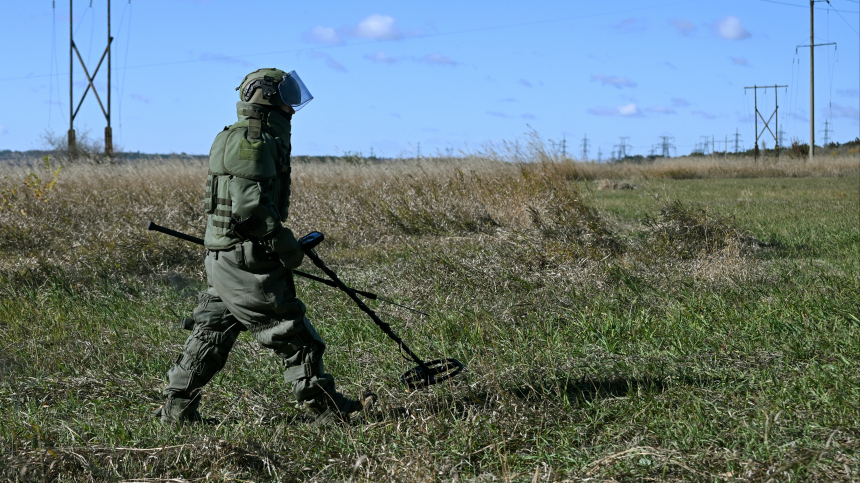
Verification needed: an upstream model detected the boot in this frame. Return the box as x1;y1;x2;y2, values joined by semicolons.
153;397;218;425
304;391;376;427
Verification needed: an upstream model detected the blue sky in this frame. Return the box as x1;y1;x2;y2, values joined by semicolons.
1;0;858;157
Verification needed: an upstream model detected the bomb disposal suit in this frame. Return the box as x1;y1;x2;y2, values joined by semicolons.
158;68;364;425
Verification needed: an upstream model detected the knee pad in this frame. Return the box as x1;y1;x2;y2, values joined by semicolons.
283;339;326;384
166;325;239;395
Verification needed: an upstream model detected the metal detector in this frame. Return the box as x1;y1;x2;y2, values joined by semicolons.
298;231;464;390
146;221;463;390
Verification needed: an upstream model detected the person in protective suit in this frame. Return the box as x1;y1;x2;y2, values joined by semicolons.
155;68;371;426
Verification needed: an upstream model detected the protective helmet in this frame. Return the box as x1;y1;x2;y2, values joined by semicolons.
236;68;314;111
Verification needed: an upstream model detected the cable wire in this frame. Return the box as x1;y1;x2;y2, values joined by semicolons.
49;1;57;129
119;1;132;142
825;0;860;34
5;0;709;82
85;2;96;67
112;1;131;144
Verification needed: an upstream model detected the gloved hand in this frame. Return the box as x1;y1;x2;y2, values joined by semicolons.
269;225;304;269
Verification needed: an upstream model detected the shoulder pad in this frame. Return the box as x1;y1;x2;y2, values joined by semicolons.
208;129;233;175
223;129;278;180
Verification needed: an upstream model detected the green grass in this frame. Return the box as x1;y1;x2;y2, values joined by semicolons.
0;159;857;481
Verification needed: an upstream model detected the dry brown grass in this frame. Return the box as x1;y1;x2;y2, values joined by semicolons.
557;153;859;180
0;154;857;482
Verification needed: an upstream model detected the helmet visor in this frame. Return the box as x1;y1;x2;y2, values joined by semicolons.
278;71;313;111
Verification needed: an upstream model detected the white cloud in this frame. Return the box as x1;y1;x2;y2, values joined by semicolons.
731;56;749;66
199;52;252;67
130;93;150;104
419;53;460;66
365;51;398;64
0;125;8;135
671;19;696;36
672;97;690;107
587;103;643;117
692;109;717;119
788;112;808;123
827;103;860;120
591;74;637;89
303;26;342;45
715;16;751;40
614;18;645;33
521;114;537;120
646;105;676;114
837;88;859;98
618;103;640;116
350;14;401;40
311;52;347;72
519;78;533;88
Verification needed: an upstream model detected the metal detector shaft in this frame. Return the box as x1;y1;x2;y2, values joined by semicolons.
146;221;390;303
303;249;431;373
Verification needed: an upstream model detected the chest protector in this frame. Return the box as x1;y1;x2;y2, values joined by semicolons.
204;109;291;248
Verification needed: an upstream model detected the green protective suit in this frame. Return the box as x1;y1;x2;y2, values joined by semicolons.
159;101;347;422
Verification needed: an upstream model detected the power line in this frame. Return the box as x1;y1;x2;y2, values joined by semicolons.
759;0;858;13
825;0;860;35
3;0;712;82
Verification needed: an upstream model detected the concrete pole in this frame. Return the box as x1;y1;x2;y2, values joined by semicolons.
809;0;814;161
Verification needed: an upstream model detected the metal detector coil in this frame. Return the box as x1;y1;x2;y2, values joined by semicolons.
401;358;464;390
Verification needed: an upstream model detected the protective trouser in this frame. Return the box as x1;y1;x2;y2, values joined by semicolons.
160;241;339;423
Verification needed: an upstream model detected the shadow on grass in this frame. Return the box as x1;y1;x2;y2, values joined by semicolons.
516;373;728;405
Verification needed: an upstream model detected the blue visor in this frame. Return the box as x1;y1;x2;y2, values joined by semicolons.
278;71;313;111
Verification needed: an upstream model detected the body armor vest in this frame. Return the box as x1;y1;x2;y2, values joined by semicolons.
203;105;292;249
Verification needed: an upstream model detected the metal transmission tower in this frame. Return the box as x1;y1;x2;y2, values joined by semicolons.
778;128;787;149
614;137;630;159
699;135;711;155
69;0;115;158
659;136;675;158
820;120;833;146
597;147;603;163
744;85;787;161
580;134;589;161
733;129;743;153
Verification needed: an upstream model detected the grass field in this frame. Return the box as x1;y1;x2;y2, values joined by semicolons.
0;154;857;482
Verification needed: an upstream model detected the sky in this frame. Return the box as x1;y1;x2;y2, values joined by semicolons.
1;0;858;158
